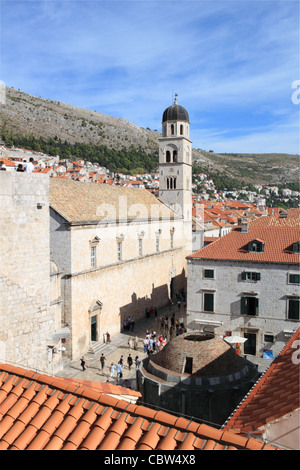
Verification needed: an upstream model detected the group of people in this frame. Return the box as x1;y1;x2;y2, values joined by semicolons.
123;316;135;331
159;313;186;338
0;157;35;173
145;306;158;318
143;329;167;355
127;335;139;350
100;353;141;382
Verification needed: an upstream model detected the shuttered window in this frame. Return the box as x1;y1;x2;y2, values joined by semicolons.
289;274;300;284
204;269;214;278
241;296;259;316
242;271;261;281
204;293;214;312
288;299;299;320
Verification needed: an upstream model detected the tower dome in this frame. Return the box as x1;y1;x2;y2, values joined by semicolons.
162;94;189;123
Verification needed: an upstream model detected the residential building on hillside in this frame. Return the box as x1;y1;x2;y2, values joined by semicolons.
186;209;300;360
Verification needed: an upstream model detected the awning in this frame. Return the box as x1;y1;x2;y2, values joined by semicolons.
224;335;247;344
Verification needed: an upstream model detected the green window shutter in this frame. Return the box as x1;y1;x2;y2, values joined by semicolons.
241;272;247;280
204;293;214;312
289;299;300;320
256;273;261;281
204;269;214;278
255;297;259;315
290;274;300;284
241;296;247;315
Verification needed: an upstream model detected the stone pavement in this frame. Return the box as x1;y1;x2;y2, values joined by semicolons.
56;302;187;390
56;302;272;389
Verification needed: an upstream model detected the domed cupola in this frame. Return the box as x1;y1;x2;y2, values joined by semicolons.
162;94;189;123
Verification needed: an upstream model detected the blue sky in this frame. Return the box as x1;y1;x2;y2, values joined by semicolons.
1;0;299;154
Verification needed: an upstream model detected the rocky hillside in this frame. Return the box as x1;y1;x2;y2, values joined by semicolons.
0;86;299;185
0;87;159;153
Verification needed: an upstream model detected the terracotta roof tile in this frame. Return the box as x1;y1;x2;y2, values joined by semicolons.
50;178;178;224
0;363;282;450
224;329;300;437
188;215;300;264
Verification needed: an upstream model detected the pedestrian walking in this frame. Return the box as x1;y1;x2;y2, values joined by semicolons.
134;335;138;350
116;362;122;381
127;354;133;370
80;356;86;371
143;337;149;353
100;353;106;374
135;356;141;369
110;363;115;378
119;355;124;366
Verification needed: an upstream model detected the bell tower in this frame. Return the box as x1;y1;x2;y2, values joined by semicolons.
159;94;192;229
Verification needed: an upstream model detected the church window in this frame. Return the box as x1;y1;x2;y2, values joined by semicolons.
89;236;100;268
180;124;184;135
166;150;171;163
173;177;176;189
173;150;177;162
117;241;122;261
156;235;160;253
171;124;175;135
90;245;96;268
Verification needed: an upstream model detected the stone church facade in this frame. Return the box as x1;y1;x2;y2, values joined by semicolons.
49;179;189;360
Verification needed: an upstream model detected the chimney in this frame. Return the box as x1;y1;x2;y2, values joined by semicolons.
241;221;249;233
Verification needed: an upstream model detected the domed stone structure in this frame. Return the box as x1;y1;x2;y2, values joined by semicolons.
151;332;249;377
162;96;189;123
137;332;260;425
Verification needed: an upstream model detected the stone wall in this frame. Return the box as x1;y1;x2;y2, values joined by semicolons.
0;172;56;373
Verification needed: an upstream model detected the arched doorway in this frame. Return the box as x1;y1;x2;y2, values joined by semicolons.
88;300;103;345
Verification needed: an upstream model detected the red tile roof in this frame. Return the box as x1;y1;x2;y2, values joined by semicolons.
0;364;281;450
223;329;300;436
188;215;300;264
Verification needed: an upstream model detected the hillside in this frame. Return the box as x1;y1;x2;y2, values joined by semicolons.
0;86;299;185
0;87;159;153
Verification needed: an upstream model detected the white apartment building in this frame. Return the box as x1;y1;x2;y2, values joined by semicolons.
187;211;300;360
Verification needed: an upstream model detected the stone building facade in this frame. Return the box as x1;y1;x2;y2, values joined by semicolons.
0;172;62;374
186;212;300;360
50;179;188;360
